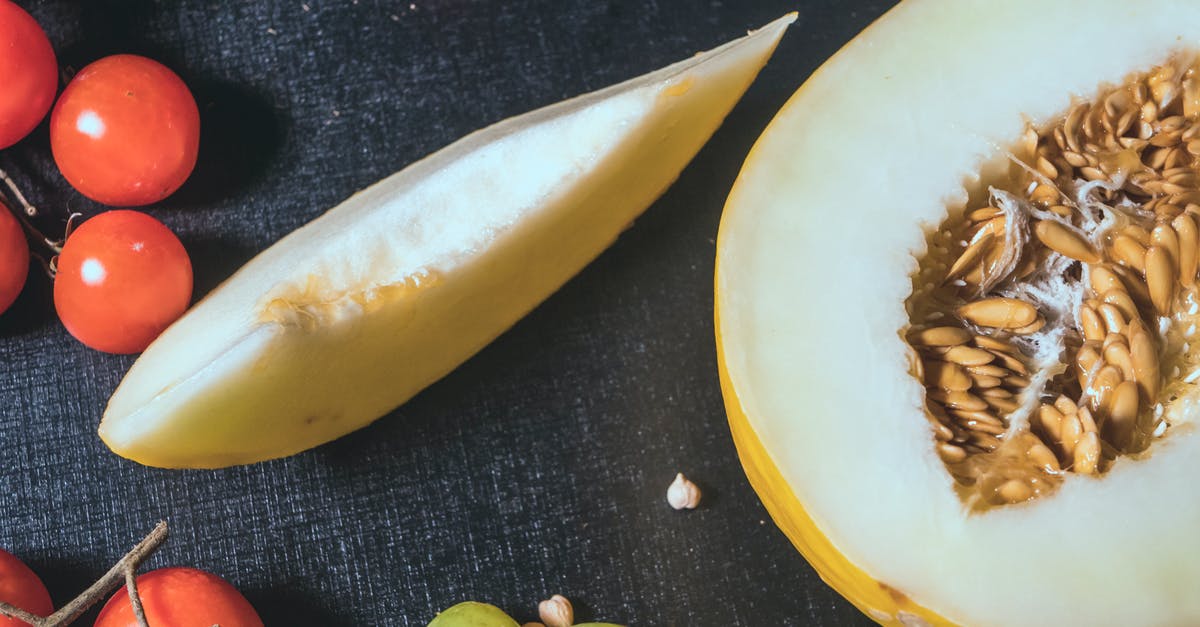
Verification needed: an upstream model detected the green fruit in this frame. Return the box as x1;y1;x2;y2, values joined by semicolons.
427;602;519;627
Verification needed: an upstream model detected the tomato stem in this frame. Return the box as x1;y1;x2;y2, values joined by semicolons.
0;168;38;217
0;522;167;627
31;252;56;280
0;168;64;255
123;566;148;627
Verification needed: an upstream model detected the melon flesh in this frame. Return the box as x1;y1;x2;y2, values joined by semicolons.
100;15;794;468
717;0;1200;625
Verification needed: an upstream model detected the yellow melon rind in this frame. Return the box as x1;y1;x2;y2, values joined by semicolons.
716;298;952;627
711;5;948;622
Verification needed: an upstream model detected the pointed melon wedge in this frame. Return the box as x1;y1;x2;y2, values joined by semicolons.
101;14;795;468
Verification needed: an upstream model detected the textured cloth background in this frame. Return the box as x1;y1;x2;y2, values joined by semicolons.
0;1;893;624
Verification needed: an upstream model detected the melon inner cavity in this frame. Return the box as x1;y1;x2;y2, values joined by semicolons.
907;56;1200;510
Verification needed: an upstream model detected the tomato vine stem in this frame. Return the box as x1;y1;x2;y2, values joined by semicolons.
0;521;167;627
0;168;37;218
0;168;65;255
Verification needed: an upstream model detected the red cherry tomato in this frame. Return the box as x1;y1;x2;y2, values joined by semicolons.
54;210;192;354
50;55;199;206
0;547;53;626
0;204;28;315
0;0;57;149
94;567;263;627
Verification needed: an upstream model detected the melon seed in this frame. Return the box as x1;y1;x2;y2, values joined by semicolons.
1105;381;1140;450
1151;223;1181;270
1112;235;1148;272
1079;303;1106;341
1035;404;1064;441
1003;375;1030;388
970;374;1003;388
1027;441;1061;473
1128;319;1161;400
937;442;967;463
909;326;972;347
998;479;1033;503
1145;245;1176;314
1103;342;1136;381
943;345;995;366
925;361;972;392
967;364;1009;377
1172;212;1199;285
1098;303;1127;333
957;298;1038;329
1035;220;1100;262
945;231;996;281
1053;395;1077;416
1074;432;1102;475
1100;288;1137;319
972;335;1019;354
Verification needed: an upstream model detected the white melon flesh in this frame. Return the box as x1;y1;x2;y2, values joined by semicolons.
101;15;794;468
717;1;1200;625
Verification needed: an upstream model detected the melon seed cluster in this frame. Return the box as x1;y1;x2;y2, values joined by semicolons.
908;58;1200;509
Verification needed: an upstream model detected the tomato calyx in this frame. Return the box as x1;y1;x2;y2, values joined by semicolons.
0;522;167;627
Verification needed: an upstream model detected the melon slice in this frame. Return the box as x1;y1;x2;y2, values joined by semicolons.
717;0;1200;625
100;15;795;468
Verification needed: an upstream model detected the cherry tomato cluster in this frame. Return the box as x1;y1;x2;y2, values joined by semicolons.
0;546;262;627
0;0;199;354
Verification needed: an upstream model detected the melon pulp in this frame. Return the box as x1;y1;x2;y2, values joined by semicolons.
716;0;1200;625
100;15;795;468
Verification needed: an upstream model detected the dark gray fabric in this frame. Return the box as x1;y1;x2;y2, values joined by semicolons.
0;1;894;624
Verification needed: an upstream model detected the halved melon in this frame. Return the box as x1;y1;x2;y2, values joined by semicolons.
716;0;1200;625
